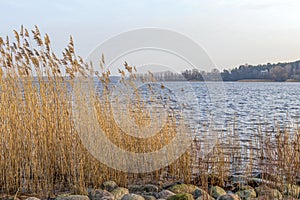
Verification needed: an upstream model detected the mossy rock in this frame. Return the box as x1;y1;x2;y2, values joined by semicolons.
111;187;129;200
168;184;199;194
167;193;193;200
101;180;118;192
210;186;226;199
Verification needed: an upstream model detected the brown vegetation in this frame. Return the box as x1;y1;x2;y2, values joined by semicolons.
0;26;299;198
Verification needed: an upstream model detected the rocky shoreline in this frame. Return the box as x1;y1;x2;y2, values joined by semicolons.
2;175;300;200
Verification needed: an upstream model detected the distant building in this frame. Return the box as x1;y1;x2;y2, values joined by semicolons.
260;69;269;75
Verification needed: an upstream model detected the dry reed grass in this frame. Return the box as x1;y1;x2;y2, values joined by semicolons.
0;26;192;197
0;26;299;198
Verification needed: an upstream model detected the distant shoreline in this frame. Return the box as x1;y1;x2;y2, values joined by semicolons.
237;79;300;82
237;79;275;82
155;79;300;82
158;79;300;82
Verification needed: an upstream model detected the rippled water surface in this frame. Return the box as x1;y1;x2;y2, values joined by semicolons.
96;80;300;172
162;81;300;130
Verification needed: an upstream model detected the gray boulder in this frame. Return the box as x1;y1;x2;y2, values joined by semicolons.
158;190;176;199
88;188;114;200
121;194;145;200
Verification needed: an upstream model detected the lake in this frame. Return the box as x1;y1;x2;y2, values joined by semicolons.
132;81;300;171
93;79;300;172
142;81;300;130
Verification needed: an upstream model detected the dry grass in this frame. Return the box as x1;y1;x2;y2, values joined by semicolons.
0;26;299;198
0;26;192;197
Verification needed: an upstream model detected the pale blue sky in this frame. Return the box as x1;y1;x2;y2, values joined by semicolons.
1;0;300;70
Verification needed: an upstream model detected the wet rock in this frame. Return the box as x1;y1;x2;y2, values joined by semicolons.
88;188;114;200
102;181;118;192
121;194;145;200
210;186;226;199
168;184;199;194
166;193;193;200
56;195;90;200
111;187;129;200
158;190;176;199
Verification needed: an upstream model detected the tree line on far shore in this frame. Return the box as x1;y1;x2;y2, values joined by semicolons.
137;60;300;82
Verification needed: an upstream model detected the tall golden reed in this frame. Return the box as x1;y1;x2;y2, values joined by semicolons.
0;26;299;198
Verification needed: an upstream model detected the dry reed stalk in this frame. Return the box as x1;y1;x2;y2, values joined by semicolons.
0;26;299;198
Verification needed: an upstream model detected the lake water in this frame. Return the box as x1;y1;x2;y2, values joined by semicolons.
194;81;300;128
106;80;300;133
129;81;300;172
149;81;300;131
94;80;300;172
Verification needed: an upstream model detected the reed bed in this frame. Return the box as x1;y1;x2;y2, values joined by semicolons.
0;26;299;198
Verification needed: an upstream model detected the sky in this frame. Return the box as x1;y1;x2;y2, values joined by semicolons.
1;0;300;71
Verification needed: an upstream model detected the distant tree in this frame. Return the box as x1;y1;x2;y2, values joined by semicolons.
284;64;293;78
221;69;231;81
270;66;288;81
137;60;300;82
